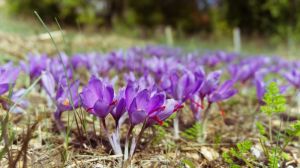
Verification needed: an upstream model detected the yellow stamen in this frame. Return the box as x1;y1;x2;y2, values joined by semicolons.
63;99;70;106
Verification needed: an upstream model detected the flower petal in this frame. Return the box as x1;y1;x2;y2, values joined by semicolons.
128;98;147;125
0;84;9;95
147;93;165;114
93;100;110;118
112;98;126;120
41;71;56;98
135;89;150;110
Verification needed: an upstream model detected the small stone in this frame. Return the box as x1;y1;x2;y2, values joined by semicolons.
251;146;262;159
93;164;105;168
186;152;200;160
168;153;177;159
272;119;281;127
200;146;219;161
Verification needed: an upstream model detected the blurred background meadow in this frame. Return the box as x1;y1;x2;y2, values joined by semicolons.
1;1;300;167
1;0;299;57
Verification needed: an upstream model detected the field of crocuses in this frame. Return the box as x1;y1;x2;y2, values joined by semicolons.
1;45;300;167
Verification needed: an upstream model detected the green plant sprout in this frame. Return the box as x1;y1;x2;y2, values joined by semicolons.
181;122;203;142
222;140;255;168
223;81;300;167
260;82;286;142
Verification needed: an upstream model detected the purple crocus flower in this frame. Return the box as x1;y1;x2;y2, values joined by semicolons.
144;57;183;79
255;78;266;103
229;57;271;83
108;50;127;71
80;76;116;118
283;69;300;89
199;70;222;100
110;88;126;122
147;98;179;126
85;53;111;75
20;54;48;80
41;71;80;127
162;70;204;103
124;81;143;109
48;54;73;83
200;53;221;67
208;80;237;103
198;51;236;68
71;54;90;70
254;70;268;102
217;51;237;63
41;71;56;98
128;89;166;125
144;45;182;58
256;79;288;103
54;80;80;122
10;89;29;113
108;49;142;72
0;64;20;95
177;71;204;102
255;71;288;103
184;53;202;71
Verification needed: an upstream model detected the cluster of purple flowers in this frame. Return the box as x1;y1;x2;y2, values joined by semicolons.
1;45;298;159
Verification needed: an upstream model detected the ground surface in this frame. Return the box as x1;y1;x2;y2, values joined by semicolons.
1;92;300;167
